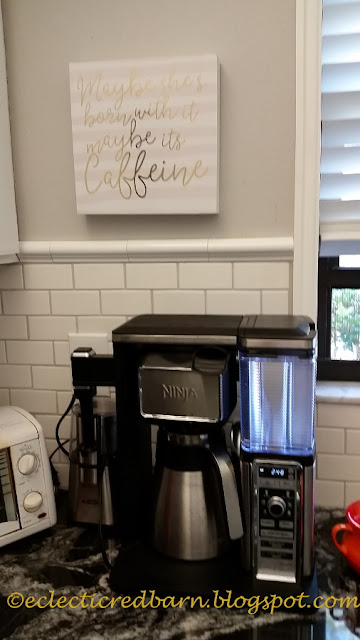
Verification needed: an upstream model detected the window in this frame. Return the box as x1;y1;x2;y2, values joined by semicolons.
318;256;360;379
317;0;360;379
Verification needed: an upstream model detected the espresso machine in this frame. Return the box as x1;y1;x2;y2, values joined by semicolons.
70;314;317;598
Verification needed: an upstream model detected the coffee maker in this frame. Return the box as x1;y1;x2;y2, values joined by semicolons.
70;314;317;598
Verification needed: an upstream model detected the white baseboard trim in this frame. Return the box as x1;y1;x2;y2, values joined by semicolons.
17;237;294;263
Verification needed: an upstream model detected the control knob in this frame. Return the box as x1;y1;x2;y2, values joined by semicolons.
23;491;43;513
18;453;38;475
267;495;286;518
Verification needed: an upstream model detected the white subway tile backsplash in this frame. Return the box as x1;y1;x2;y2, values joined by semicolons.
0;389;10;405
317;454;360;482
261;290;289;314
0;365;32;388
317;403;360;429
35;414;71;440
7;341;54;365
346;430;360;455
101;290;151;315
33;366;72;391
126;263;177;289
51;291;100;315
315;480;345;508
54;342;70;366
45;438;58;458
0;341;5;363
316;427;345;454
10;389;57;413
234;262;289;289
179;263;232;289
29;316;76;340
0;264;23;290
153;290;205;314
206;290;261;315
2;291;50;315
24;264;73;289
345;482;360;505
77;316;126;337
0;316;28;339
74;264;125;289
57;391;74;415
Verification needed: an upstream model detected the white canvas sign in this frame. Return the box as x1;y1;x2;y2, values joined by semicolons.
69;55;219;215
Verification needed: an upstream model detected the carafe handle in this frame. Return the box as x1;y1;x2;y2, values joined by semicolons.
332;522;354;555
210;445;243;540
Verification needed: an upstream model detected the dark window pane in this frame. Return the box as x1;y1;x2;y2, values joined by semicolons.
331;288;360;360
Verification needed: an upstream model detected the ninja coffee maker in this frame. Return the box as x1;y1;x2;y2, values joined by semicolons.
70;314;317;598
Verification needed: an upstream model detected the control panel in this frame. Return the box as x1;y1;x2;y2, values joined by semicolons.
10;438;50;530
253;460;301;583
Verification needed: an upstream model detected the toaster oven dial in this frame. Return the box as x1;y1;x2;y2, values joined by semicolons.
23;491;43;513
267;495;286;518
18;453;38;475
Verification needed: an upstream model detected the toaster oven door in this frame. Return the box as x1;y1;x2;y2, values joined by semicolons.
0;449;20;536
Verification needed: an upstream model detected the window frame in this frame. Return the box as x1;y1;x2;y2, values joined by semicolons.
317;256;360;380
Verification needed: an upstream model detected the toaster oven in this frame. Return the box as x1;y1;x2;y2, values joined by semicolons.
0;406;56;547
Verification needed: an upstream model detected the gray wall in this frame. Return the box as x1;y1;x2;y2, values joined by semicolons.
2;0;295;241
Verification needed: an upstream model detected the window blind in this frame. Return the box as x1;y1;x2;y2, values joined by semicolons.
320;0;360;255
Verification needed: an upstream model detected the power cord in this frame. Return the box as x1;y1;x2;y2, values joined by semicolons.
55;394;76;457
49;394;76;493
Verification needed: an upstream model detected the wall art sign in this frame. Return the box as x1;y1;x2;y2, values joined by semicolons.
69;54;219;215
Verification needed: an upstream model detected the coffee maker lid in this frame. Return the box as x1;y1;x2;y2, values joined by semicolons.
238;315;316;352
113;314;242;345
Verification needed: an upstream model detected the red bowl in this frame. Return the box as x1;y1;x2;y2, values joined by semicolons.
347;501;360;531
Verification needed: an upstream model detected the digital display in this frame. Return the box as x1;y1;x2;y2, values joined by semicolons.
259;466;289;479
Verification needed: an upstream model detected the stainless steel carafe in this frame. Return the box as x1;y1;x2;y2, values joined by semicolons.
153;431;243;561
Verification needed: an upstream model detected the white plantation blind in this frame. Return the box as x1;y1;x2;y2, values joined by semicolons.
320;0;360;254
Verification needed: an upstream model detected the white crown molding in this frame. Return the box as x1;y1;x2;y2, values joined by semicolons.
17;237;293;263
208;238;293;262
51;241;128;263
127;239;209;262
16;241;51;262
292;0;322;319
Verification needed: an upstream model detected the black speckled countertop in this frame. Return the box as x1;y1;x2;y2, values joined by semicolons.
0;500;359;640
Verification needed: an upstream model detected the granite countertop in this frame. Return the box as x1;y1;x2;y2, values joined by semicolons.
0;501;359;640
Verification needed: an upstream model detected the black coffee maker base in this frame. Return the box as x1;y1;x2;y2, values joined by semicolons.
109;542;318;612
